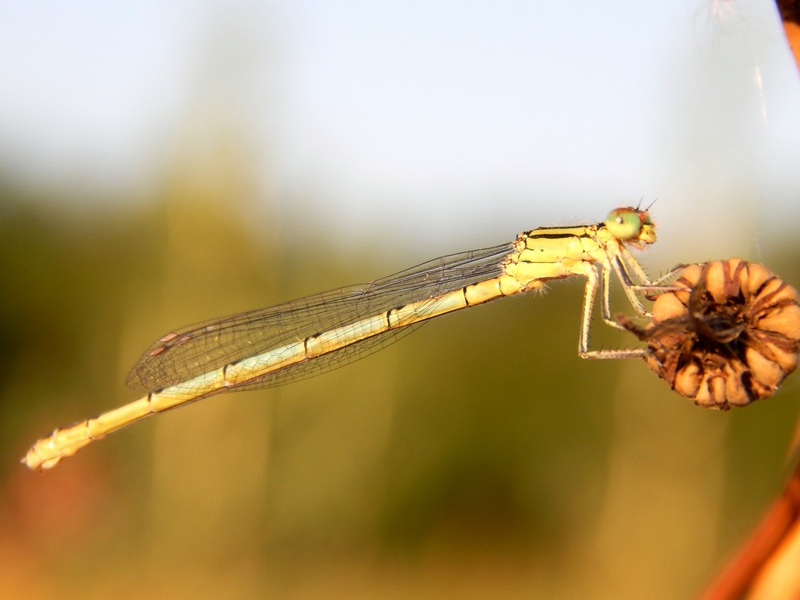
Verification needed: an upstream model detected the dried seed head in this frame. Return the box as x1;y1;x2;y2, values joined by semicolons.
618;259;800;410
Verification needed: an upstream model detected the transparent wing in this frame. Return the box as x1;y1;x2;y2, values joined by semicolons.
127;242;514;393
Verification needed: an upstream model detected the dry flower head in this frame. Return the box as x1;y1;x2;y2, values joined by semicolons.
618;259;800;410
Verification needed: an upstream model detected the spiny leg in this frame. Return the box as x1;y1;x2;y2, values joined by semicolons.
613;250;688;318
618;245;687;293
582;255;690;359
579;261;647;360
577;263;599;357
618;244;653;286
627;262;688;302
611;253;650;317
619;243;688;289
597;256;648;330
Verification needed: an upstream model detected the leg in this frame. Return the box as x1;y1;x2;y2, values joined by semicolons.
576;263;645;359
614;250;688;316
600;259;647;329
618;246;686;295
577;264;599;356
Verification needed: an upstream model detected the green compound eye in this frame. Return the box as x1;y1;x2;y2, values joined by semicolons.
605;208;642;240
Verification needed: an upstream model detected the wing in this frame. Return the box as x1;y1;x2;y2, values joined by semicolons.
126;242;514;393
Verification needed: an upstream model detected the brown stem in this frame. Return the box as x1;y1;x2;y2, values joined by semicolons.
699;460;800;600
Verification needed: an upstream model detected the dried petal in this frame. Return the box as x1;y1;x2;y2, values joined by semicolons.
705;260;737;303
674;361;702;398
746;347;784;392
759;305;800;340
744;263;774;299
652;291;688;322
724;362;749;407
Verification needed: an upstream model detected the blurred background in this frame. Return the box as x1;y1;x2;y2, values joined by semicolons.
2;1;800;598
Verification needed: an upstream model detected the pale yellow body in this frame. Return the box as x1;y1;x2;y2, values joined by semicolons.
24;211;661;470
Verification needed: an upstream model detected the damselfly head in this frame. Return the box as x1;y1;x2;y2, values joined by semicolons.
604;207;657;247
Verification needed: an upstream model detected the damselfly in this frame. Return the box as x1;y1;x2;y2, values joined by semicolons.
23;206;674;470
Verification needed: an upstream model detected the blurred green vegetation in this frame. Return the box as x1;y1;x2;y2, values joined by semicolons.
1;153;800;599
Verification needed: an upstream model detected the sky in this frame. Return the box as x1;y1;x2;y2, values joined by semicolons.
1;0;799;260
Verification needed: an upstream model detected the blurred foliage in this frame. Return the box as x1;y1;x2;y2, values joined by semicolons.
2;157;800;599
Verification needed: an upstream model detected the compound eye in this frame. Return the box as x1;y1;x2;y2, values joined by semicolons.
605;208;642;240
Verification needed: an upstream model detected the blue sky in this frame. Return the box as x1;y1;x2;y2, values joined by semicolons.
1;0;799;261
